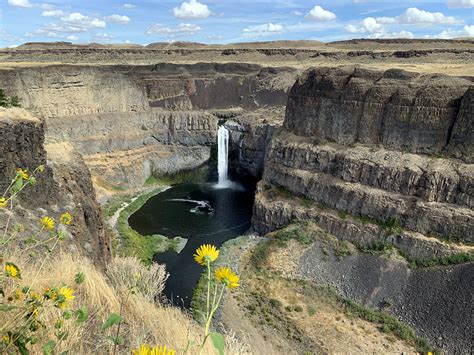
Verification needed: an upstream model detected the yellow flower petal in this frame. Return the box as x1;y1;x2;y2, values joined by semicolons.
193;244;219;266
151;346;175;355
5;262;20;278
132;344;151;355
59;212;72;225
55;287;75;309
0;197;7;208
215;267;239;289
16;168;29;180
40;216;55;231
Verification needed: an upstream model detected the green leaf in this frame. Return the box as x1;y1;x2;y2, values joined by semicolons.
43;340;56;355
75;307;88;323
11;177;23;193
106;335;124;345
28;176;37;186
101;313;122;331
56;331;69;341
74;272;85;285
210;332;225;355
62;310;73;320
0;304;18;312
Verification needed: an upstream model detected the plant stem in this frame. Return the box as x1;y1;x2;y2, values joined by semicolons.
206;260;211;320
205;285;225;336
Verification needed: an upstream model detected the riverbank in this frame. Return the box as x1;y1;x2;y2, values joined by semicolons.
103;185;187;264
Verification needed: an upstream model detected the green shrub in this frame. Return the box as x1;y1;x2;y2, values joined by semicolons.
0;89;21;108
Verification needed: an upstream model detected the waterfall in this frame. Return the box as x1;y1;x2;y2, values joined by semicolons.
217;125;230;187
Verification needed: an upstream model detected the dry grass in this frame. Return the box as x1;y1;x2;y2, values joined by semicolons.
1;251;219;354
106;255;168;303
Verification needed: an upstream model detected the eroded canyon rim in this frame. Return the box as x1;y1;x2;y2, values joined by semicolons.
0;39;473;353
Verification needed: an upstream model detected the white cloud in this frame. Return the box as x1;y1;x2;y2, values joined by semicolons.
123;3;136;9
361;17;384;33
41;10;65;17
39;3;55;10
292;11;303;16
345;17;384;34
344;24;362;33
60;13;106;29
376;16;397;25
31;12;107;36
447;0;474;8
395;8;457;25
146;23;202;36
67;35;78;41
91;32;117;42
370;30;414;39
346;7;462;39
8;0;32;8
243;23;285;38
431;25;474;38
105;14;131;24
345;17;413;39
305;5;336;21
173;0;211;19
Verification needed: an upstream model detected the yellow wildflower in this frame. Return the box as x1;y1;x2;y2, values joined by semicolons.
31;306;40;318
193;244;219;266
16;168;29;180
2;335;9;344
151;346;175;355
5;262;20;278
215;267;240;289
30;291;41;301
132;344;151;355
55;287;75;309
132;344;175;355
13;289;22;300
0;197;7;208
40;216;55;231
59;212;72;225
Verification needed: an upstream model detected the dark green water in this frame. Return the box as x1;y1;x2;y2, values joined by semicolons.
128;181;255;307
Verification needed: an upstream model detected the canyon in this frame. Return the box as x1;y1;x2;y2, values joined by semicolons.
0;40;472;353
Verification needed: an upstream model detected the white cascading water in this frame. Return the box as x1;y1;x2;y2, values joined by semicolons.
217;125;230;187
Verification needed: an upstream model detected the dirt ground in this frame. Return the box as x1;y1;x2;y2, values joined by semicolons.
218;237;417;354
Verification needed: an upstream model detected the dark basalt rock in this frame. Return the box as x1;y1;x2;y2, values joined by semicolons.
284;66;473;162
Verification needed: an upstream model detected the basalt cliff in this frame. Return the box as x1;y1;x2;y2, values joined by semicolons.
0;63;297;188
253;66;473;353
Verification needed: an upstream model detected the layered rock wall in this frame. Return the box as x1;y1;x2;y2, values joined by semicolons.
255;67;474;244
0;108;110;263
284;67;473;162
0;63;297;186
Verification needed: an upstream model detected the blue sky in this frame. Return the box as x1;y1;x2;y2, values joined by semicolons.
0;0;473;47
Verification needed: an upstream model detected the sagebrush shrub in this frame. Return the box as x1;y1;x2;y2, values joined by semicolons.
106;255;169;303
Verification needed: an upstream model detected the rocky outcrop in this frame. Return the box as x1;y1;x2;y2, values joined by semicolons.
253;183;471;261
0;108;57;207
0;63;298;187
224;108;285;178
293;237;473;353
252;67;473;352
45;109;218;186
0;108;110;263
284;67;473;162
255;67;474;245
